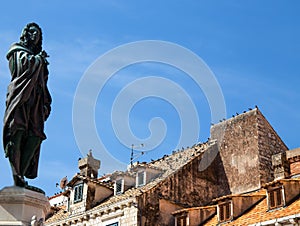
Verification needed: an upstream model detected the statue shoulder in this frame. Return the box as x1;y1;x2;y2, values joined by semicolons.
6;43;33;60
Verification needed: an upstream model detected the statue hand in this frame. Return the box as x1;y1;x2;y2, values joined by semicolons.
40;50;49;58
38;51;49;65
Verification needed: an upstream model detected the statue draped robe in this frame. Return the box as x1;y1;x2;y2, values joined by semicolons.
3;43;51;179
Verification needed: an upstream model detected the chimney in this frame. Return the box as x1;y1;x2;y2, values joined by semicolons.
272;152;290;180
78;150;100;178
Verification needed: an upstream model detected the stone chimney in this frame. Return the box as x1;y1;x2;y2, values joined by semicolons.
78;150;100;179
272;152;290;180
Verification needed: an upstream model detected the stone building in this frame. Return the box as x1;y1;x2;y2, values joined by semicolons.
172;148;300;225
45;108;299;226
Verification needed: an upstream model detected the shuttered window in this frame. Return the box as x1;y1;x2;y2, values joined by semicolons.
74;183;83;203
115;179;123;194
268;187;284;209
218;201;232;222
176;216;187;226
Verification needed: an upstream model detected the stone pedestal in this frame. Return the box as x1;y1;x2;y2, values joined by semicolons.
0;186;50;226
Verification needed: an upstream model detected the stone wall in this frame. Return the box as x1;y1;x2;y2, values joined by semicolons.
138;144;230;226
211;109;288;194
159;199;182;225
256;110;288;184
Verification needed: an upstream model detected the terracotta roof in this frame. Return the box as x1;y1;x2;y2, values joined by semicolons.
212;189;266;202
172;205;217;215
172;190;265;216
88;141;214;212
46;141;214;224
203;192;300;225
48;192;64;200
262;178;300;188
46;208;68;224
97;174;112;181
67;174;114;189
110;170;135;179
129;162;163;172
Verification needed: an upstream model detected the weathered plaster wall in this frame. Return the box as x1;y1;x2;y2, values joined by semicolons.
138;145;230;226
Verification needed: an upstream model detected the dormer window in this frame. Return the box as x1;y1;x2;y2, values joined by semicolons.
106;223;119;226
112;173;135;195
137;171;145;187
176;215;187;226
218;201;232;223
115;179;123;195
268;186;284;210
74;183;83;203
131;164;162;187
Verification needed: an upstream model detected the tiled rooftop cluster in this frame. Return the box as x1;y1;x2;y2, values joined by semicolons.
46;108;300;226
46;139;214;225
198;180;300;225
91;141;213;207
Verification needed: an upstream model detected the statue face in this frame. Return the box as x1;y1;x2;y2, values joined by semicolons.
28;26;40;45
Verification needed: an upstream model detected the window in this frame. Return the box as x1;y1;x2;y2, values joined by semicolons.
137;172;145;186
176;216;187;226
115;179;123;194
74;183;83;203
218;201;232;222
268;187;284;209
106;223;118;226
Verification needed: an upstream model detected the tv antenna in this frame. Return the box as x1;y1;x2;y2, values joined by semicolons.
130;143;145;167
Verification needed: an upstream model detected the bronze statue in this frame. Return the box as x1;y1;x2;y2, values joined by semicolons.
3;23;52;187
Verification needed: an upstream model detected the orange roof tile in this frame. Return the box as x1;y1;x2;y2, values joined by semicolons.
262;178;300;188
172;205;216;215
203;195;300;225
212;189;266;202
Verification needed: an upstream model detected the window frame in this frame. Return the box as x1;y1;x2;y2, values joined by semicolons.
218;200;232;223
115;179;123;195
137;171;145;187
106;223;119;226
268;186;284;210
74;183;84;204
176;215;187;226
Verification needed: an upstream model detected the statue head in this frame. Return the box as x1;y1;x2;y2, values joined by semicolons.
20;22;43;54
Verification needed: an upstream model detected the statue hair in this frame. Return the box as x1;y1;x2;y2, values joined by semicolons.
20;22;43;54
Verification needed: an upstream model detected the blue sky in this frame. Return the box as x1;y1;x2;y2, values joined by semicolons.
0;1;299;196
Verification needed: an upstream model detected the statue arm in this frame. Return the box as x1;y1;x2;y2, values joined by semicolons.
18;51;44;79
